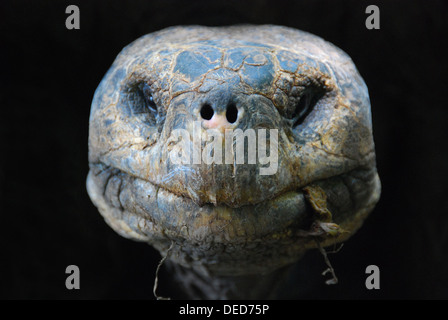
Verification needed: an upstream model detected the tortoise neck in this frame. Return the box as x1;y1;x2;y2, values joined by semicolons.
163;261;293;300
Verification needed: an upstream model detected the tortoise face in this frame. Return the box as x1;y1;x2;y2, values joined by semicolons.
87;25;380;276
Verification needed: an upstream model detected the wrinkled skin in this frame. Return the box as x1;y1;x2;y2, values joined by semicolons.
87;25;381;281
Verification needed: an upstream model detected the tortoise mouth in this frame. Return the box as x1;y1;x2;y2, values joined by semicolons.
87;161;374;243
87;162;314;240
87;162;380;275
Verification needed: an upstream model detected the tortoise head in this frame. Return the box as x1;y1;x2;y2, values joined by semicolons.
87;25;380;276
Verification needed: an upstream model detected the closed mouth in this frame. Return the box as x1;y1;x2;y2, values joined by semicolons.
87;161;379;275
88;162;317;241
87;161;370;244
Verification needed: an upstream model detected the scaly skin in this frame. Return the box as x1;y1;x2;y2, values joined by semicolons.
87;25;381;297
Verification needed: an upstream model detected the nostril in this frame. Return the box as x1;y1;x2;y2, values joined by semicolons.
226;103;238;123
200;103;214;120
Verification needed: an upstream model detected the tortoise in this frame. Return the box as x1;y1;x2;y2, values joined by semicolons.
86;25;381;299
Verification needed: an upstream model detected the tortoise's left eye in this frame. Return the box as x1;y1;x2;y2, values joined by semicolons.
285;84;326;128
291;89;318;127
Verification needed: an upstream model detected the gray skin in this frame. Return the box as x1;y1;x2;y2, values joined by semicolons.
87;25;381;299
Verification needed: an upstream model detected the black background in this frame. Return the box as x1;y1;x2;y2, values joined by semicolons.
1;0;447;300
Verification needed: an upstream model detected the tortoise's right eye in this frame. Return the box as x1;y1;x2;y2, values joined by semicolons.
140;82;157;115
124;81;164;126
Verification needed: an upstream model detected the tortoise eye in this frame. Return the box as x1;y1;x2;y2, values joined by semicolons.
290;87;326;128
140;82;157;114
291;91;312;127
123;81;165;127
